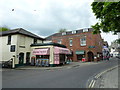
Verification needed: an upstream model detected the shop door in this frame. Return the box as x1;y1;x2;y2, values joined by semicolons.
60;54;65;64
77;55;83;61
26;52;30;65
19;53;24;65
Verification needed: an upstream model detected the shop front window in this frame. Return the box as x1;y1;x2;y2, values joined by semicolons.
36;55;49;67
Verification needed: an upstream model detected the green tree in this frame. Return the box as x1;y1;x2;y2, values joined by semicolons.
59;28;67;33
91;2;120;34
0;26;10;32
116;38;120;44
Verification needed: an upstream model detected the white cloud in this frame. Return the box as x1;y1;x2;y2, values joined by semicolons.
101;32;118;45
0;0;117;44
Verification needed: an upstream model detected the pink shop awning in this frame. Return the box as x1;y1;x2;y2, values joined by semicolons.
54;47;71;54
33;48;50;55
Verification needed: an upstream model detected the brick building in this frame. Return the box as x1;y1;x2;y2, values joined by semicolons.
46;28;103;62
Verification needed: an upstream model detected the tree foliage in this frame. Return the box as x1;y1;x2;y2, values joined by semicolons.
59;28;67;33
0;26;10;32
116;38;120;44
91;2;120;34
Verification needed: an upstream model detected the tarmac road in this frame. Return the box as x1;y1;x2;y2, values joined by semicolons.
2;57;119;88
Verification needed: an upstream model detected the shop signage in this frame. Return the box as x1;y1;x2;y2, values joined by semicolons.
33;48;49;55
76;50;85;54
88;46;95;48
54;47;71;54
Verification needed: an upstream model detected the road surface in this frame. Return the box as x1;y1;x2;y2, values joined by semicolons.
2;57;119;88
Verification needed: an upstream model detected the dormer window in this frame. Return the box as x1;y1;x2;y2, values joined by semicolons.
72;30;76;34
62;32;66;35
83;28;88;32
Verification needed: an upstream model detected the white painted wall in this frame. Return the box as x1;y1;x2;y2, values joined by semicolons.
0;34;43;65
37;40;43;43
0;35;17;62
43;40;52;43
16;34;43;64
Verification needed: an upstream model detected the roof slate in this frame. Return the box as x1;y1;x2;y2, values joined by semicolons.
31;42;66;48
0;28;44;40
45;28;93;40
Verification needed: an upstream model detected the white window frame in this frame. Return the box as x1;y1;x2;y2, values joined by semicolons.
69;39;73;46
58;40;62;44
83;28;88;32
80;36;86;46
72;30;76;34
62;32;66;35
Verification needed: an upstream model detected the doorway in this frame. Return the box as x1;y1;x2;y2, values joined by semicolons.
26;52;30;65
19;53;24;65
77;55;84;61
59;54;65;65
87;51;94;62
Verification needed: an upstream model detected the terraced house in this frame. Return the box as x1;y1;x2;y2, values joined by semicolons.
45;28;104;62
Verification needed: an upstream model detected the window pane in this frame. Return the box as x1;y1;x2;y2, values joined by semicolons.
58;40;61;44
80;36;86;46
8;35;11;45
34;38;37;44
70;40;72;46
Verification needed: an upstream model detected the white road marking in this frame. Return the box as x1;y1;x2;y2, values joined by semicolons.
91;80;96;88
95;65;118;79
89;80;94;88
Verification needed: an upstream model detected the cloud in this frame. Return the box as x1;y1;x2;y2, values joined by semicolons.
0;0;118;44
0;0;95;35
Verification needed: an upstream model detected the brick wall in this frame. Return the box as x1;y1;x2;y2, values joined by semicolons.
51;29;103;62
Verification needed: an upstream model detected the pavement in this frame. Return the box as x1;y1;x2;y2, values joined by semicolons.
1;60;103;71
94;66;119;88
15;60;109;70
13;58;117;71
1;57;114;71
14;61;96;70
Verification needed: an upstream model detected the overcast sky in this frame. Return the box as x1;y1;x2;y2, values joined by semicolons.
0;0;118;45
